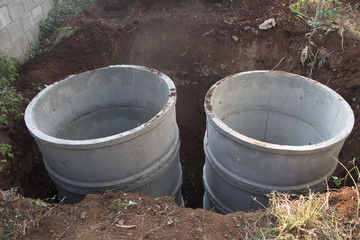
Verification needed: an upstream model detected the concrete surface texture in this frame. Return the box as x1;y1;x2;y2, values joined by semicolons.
0;0;54;59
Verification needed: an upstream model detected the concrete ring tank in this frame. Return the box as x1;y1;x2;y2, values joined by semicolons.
203;70;354;213
25;65;183;205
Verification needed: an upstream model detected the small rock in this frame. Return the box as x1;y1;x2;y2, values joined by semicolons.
167;219;174;226
250;29;258;34
259;18;276;30
243;25;252;31
80;212;86;220
232;35;239;41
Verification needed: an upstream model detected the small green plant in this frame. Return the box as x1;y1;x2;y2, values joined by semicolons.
115;199;138;212
290;0;311;20
23;42;43;62
332;156;360;218
290;0;343;27
37;84;48;92
315;0;342;26
0;92;29;125
0;53;18;93
332;158;360;187
0;53;29;125
35;200;47;207
0;144;14;162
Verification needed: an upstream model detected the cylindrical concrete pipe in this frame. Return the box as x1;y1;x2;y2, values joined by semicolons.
25;65;183;205
203;71;354;213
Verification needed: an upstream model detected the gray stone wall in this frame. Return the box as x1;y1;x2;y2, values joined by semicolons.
0;0;54;59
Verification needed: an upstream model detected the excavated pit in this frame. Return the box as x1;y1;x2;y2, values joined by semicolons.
6;1;360;209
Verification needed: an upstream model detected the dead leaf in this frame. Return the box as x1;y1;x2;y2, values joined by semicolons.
300;45;309;66
317;47;331;69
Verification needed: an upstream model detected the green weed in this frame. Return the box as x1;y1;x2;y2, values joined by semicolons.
0;53;18;93
0;144;14;162
0;92;29;125
115;199;138;212
333;158;360;187
35;200;47;207
39;0;95;43
23;42;43;62
332;157;360;218
290;0;343;27
0;54;29;125
37;84;48;92
290;0;311;20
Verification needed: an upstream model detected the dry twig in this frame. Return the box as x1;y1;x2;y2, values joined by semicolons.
203;29;214;36
339;26;344;51
179;46;190;57
272;57;285;70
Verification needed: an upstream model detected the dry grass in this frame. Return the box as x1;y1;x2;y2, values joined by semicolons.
259;158;360;239
52;26;80;48
258;187;359;239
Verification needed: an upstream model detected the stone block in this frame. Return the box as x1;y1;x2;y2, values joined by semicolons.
4;41;23;58
5;30;33;59
31;4;43;23
19;30;34;46
22;0;37;12
8;0;25;21
0;27;11;51
42;0;54;15
7;19;24;42
0;6;12;29
33;0;44;6
21;13;35;32
0;0;12;8
30;24;39;41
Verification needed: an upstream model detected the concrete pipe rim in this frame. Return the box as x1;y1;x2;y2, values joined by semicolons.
24;65;177;149
204;70;355;154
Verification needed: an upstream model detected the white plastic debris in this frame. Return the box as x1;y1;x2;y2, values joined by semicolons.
259;18;276;30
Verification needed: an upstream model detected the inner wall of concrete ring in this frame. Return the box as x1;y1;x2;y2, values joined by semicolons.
25;65;183;205
203;71;354;214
